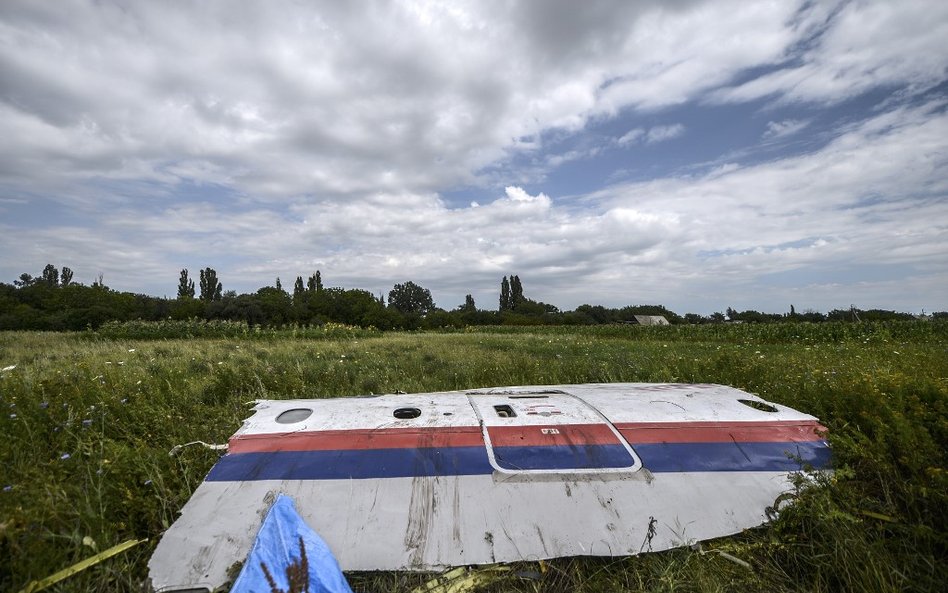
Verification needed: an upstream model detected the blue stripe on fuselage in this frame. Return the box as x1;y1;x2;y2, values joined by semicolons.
204;441;831;481
492;444;635;470
206;446;493;481
634;440;831;472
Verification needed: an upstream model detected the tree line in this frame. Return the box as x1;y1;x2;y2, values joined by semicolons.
0;264;937;331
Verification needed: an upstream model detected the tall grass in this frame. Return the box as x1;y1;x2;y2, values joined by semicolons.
0;322;945;592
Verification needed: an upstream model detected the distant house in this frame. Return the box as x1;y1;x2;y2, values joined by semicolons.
630;315;670;326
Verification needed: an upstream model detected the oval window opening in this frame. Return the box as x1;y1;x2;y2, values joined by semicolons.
276;408;313;424
738;399;778;413
393;407;421;419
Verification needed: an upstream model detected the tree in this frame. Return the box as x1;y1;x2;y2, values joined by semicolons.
13;273;34;288
41;264;59;287
388;281;435;315
275;277;283;293
60;267;73;287
460;294;476;312
177;269;195;299
293;276;305;305
500;276;511;311
256;286;292;325
199;268;222;302
684;313;705;324
307;270;323;293
510;275;524;309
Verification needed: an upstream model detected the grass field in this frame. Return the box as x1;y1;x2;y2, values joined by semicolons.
1;322;946;592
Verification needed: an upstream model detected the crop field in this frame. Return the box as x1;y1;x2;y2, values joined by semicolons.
1;322;946;592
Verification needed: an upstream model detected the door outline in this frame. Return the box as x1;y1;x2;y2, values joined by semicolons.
466;391;643;476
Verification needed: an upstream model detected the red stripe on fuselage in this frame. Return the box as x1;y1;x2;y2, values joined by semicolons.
615;420;825;443
487;423;621;447
229;426;484;453
228;419;827;453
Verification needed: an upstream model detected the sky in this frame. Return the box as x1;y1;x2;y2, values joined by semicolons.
1;0;946;315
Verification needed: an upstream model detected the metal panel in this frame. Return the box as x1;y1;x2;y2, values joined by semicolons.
148;383;830;592
467;392;640;475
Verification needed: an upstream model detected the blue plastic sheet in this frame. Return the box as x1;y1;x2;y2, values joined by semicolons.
230;494;354;593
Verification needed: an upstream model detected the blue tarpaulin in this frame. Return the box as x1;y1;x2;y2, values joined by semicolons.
230;494;354;593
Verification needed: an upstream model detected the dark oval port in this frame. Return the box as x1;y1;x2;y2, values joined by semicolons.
275;408;313;424
393;407;422;419
738;399;778;413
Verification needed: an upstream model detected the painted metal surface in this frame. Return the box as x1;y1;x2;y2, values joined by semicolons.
148;383;830;592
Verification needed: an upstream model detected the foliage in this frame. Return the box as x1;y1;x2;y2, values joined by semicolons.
306;271;323;293
1;265;941;332
500;276;511;311
509;275;524;309
0;322;945;592
199;268;223;302
176;269;195;299
387;281;434;316
93;319;378;340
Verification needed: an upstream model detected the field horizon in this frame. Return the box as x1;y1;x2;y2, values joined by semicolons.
1;322;945;592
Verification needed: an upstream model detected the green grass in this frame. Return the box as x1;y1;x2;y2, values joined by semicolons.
1;323;945;592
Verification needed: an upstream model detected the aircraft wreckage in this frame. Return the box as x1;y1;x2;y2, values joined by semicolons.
148;383;831;592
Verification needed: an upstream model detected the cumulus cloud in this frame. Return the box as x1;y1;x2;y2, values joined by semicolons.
645;124;686;143
3;0;939;203
616;128;645;146
591;101;948;296
763;119;810;139
0;0;825;202
616;124;685;146
1;0;945;313
7;99;943;312
712;1;948;105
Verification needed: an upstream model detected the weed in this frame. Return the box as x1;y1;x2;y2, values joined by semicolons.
0;322;945;592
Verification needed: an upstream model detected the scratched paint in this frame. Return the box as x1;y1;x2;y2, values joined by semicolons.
149;383;831;592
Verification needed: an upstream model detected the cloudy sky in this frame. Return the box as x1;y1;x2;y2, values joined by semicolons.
2;0;946;314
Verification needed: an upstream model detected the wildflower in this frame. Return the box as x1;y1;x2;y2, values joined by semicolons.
82;419;93;428
2;485;11;492
60;453;71;461
128;349;136;353
120;398;128;404
143;479;153;486
0;365;15;372
39;402;49;409
8;413;16;419
105;362;112;365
